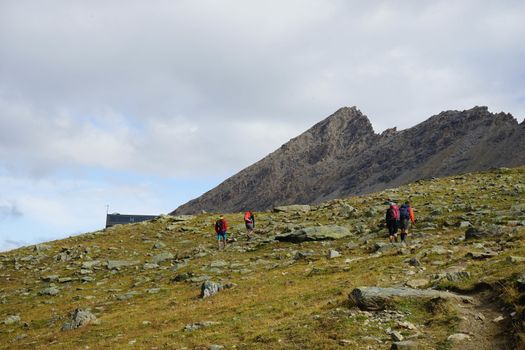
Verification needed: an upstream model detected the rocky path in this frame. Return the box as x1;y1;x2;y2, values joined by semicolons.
450;291;513;350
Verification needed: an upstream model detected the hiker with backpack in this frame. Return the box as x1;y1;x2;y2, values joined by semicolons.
399;201;415;243
244;210;255;239
214;215;228;250
385;202;398;243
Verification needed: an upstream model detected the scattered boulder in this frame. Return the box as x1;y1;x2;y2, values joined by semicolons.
466;251;498;260
506;256;525;263
210;260;228;268
41;275;59;282
275;225;351;243
3;315;20;325
433;270;471;283
152;241;166;249
81;260;100;269
349;286;471;311
327;249;341;259
389;330;404;342
374;242;409;255
143;263;159;269
273;204;311;213
39;287;59;296
408;257;421;267
447;333;470;342
200;280;235;298
170;215;195;222
391;341;418;350
33;244;51;253
184;321;219;332
61;308;99;331
405;279;429;289
200;281;223;298
106;260;139;270
151;252;174;264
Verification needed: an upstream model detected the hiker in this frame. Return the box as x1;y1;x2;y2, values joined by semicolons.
214;215;228;250
244;210;255;239
399;201;415;243
385;203;398;243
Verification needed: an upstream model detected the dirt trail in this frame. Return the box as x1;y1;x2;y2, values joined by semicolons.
451;290;513;350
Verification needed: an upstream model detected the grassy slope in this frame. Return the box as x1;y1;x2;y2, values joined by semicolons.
1;167;524;349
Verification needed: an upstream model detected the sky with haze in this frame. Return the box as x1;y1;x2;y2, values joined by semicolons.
1;0;524;251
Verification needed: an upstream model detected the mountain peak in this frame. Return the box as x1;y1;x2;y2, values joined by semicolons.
172;106;525;215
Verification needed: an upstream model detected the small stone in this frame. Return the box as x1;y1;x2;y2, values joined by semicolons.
396;321;416;330
390;330;404;341
81;260;100;269
391;340;418;350
405;279;428;289
3;315;21;325
146;288;160;294
143;263;159;269
39;287;59;296
447;333;471;342
200;281;223;298
506;256;525;263
152;241;166;249
408;258;421;267
327;249;341;259
61;309;99;331
106;260;139;270
209;345;223;350
493;315;505;323
41;275;59;282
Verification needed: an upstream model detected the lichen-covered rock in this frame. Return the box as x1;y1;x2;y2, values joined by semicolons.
275;225;351;243
61;309;99;331
200;281;223;298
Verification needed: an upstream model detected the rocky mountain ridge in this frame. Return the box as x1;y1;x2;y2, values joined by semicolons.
173;106;525;215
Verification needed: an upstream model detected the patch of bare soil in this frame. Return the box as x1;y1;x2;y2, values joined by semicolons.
451;290;514;350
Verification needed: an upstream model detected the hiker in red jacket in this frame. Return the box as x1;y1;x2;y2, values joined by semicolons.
214;215;228;250
244;210;255;240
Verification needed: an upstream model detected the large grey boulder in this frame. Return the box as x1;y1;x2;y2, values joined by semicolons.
61;308;99;331
349;286;471;311
275;225;351;243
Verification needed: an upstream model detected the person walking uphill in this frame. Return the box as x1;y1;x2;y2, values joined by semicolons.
385;203;398;243
215;215;228;250
399;201;415;243
244;210;255;240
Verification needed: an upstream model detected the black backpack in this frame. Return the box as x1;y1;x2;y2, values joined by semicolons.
215;219;224;232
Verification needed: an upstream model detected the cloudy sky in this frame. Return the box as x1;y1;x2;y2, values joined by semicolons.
1;0;524;251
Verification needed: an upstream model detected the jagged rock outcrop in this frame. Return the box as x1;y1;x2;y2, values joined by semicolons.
172;106;525;214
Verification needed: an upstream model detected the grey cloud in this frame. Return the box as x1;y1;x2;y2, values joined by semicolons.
0;200;23;220
0;1;524;179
